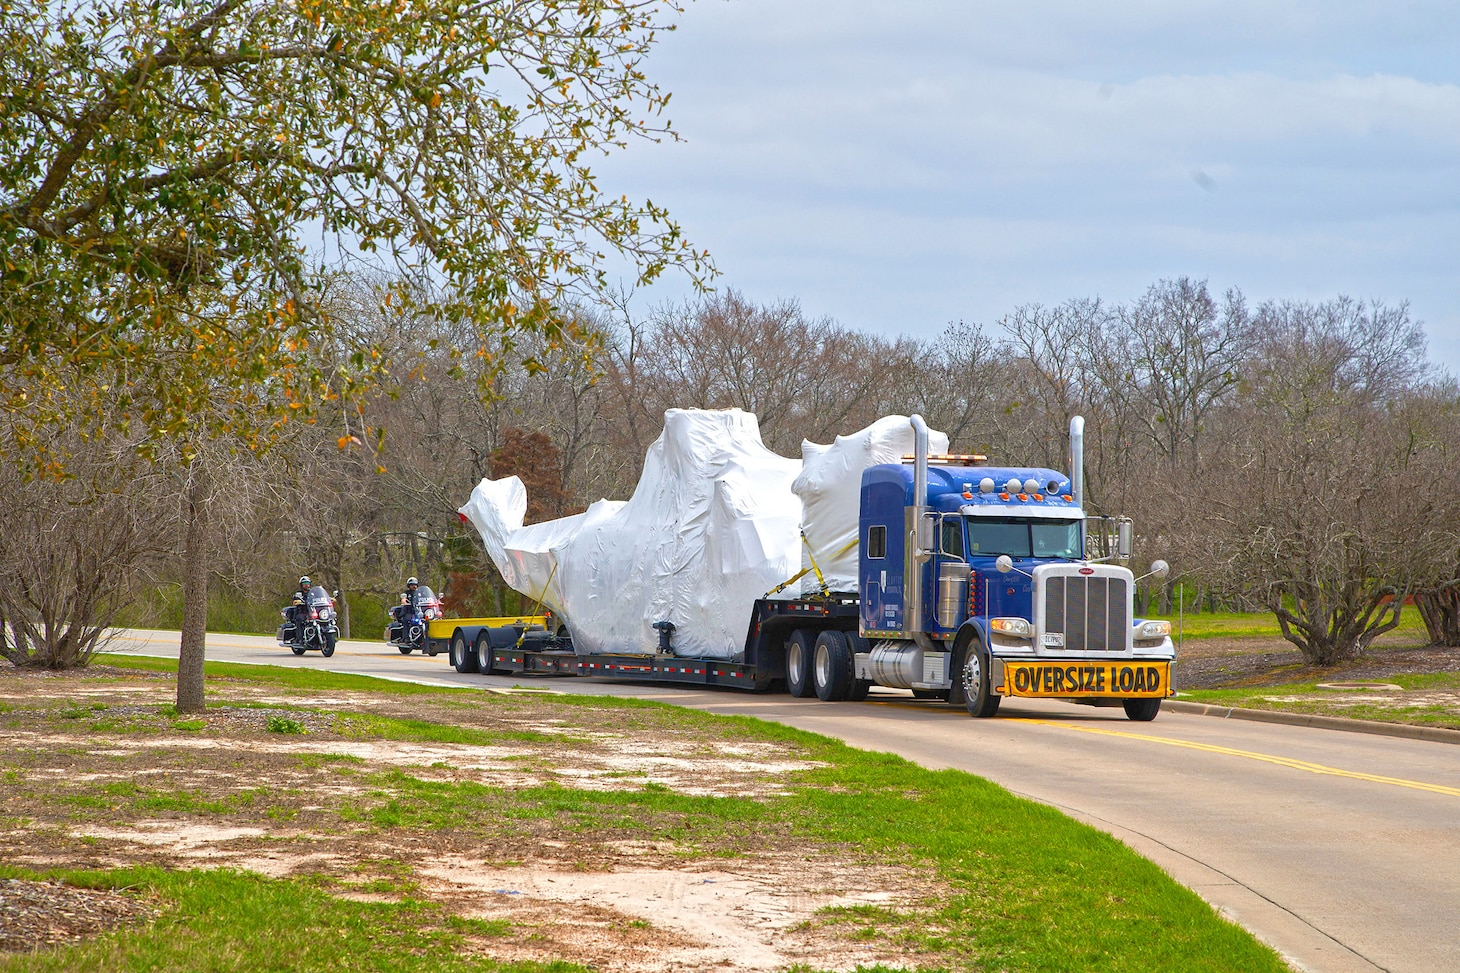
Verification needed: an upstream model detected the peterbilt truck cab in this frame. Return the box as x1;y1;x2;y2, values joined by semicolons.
854;416;1174;721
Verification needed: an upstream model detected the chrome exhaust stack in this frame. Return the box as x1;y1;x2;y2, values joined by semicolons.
907;414;931;636
1070;414;1086;556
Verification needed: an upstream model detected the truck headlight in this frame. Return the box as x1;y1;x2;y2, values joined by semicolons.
1136;619;1171;638
990;617;1033;637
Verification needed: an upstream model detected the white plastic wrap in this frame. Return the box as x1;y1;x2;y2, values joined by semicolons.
792;416;950;595
460;409;802;659
457;476;624;618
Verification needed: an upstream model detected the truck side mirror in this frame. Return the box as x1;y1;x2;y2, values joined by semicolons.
1117;520;1133;560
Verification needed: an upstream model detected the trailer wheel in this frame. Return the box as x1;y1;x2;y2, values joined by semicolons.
785;630;816;697
1123;698;1161;721
475;631;496;675
813;630;854;701
962;643;1001;718
450;633;479;674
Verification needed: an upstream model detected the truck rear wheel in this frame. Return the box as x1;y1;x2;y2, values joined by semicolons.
1123;698;1161;721
813;630;854;701
450;633;478;674
785;630;815;697
962;644;1001;718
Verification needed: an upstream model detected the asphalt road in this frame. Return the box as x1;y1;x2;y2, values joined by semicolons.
108;629;1460;973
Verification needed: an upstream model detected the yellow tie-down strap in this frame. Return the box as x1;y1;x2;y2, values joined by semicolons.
997;660;1171;699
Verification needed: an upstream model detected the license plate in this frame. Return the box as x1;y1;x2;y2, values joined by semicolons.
998;661;1170;698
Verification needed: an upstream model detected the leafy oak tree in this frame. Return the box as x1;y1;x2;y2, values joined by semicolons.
0;0;708;707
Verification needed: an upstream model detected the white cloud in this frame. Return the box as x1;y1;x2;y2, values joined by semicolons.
591;0;1460;375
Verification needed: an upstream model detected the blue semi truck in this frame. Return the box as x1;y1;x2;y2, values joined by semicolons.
436;415;1175;721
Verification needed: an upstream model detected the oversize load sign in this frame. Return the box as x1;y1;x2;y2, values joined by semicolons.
1000;661;1170;698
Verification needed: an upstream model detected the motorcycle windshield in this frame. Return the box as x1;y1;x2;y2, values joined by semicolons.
415;586;437;603
306;586;332;606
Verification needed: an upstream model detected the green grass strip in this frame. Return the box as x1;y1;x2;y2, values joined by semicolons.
0;866;574;973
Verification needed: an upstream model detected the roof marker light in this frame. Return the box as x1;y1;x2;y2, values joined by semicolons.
1017;493;1029;501
1005;477;1021;493
1062;494;1073;501
1023;478;1040;495
979;477;996;494
1033;493;1044;501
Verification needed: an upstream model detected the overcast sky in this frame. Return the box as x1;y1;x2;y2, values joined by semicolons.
595;0;1460;376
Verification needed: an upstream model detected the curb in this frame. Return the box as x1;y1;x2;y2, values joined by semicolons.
1164;699;1460;745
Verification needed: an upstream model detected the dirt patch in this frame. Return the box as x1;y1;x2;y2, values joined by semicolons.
0;878;157;953
1175;635;1460;687
0;665;944;970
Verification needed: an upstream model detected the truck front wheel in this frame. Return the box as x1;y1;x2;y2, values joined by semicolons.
1123;698;1161;721
962;644;1001;718
785;630;816;697
813;630;854;701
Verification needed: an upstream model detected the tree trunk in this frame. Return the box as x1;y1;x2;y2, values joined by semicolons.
1415;582;1460;647
339;591;352;640
177;470;209;713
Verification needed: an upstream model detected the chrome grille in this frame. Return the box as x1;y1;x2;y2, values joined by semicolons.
1044;574;1129;652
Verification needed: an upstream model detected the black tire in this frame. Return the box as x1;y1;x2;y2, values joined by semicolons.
813;630;854;701
1124;698;1162;721
425;641;440;657
397;644;414;655
450;633;478;673
290;644;306;656
785;630;816;698
321;634;336;658
911;689;945;700
475;632;495;675
961;642;1001;718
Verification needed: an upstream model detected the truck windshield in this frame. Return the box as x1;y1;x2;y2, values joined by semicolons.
965;518;1082;559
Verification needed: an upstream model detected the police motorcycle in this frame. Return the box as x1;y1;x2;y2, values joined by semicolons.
387;580;443;655
276;582;340;657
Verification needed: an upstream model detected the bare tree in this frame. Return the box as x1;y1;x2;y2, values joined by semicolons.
1191;300;1451;663
1112;278;1253;467
0;428;169;668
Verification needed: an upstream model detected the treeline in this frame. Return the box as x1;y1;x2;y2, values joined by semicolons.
5;277;1459;668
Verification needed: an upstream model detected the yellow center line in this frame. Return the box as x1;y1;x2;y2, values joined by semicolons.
1008;718;1460;798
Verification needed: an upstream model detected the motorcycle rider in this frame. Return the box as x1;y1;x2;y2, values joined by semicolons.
290;576;314;629
401;577;422;612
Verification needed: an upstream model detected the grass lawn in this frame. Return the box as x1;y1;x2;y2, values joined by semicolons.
1181;671;1460;730
0;655;1289;972
1146;608;1430;642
